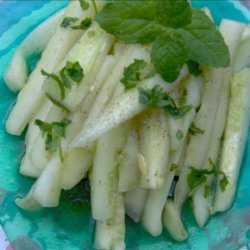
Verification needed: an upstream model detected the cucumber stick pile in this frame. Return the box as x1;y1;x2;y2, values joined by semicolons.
4;0;250;249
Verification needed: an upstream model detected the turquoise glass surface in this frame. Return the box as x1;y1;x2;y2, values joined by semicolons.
0;1;250;249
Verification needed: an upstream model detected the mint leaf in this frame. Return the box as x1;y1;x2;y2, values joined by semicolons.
96;1;160;44
179;10;230;67
151;32;188;82
61;17;79;28
121;59;147;90
138;85;192;118
71;18;92;30
157;0;192;28
96;1;192;44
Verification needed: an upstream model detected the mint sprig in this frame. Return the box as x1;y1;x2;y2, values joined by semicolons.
96;1;230;82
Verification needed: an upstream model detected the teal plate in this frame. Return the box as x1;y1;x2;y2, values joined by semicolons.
0;1;250;250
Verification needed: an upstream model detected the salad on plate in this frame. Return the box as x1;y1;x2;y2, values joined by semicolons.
2;0;250;249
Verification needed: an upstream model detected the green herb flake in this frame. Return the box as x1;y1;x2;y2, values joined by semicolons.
79;0;90;11
35;118;71;161
41;69;65;100
139;85;168;108
60;68;72;89
167;104;192;118
139;85;192;118
187;158;228;195
203;184;210;198
176;129;184;140
188;160;217;193
170;163;178;172
121;59;147;90
187;166;210;193
96;1;230;82
42;62;83;101
71;18;92;30
59;61;84;90
189;122;205;135
45;94;70;113
209;158;228;192
64;61;84;83
60;17;79;28
219;174;229;192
